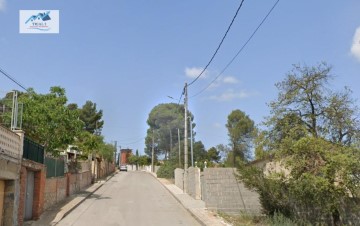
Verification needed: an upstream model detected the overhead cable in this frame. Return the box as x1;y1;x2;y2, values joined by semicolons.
188;0;246;87
191;0;280;98
0;67;28;92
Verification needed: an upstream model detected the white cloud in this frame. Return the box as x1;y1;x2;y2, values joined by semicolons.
351;27;360;62
209;89;252;102
222;76;239;84
185;67;208;79
0;0;6;11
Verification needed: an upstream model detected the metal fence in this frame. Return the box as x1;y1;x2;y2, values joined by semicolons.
23;136;44;164
45;156;65;178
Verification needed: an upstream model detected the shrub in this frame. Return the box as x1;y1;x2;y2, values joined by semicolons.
156;161;176;179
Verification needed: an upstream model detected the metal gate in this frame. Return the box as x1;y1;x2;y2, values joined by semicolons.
24;171;34;220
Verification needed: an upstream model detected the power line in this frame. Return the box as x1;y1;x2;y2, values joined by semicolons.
191;0;280;98
177;87;185;105
0;67;28;92
122;137;146;145
188;0;246;87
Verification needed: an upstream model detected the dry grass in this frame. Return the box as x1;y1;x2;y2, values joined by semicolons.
219;213;268;226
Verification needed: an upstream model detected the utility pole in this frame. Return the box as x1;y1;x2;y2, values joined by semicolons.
169;127;172;161
114;141;117;164
151;129;155;172
184;83;188;170
178;128;181;167
184;83;188;193
189;117;194;167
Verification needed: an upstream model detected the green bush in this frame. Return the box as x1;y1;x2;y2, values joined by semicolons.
156;161;176;179
268;212;299;226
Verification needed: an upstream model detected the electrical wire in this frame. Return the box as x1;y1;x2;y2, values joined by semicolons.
122;137;146;145
177;87;185;105
0;67;28;92
191;0;280;98
188;0;246;87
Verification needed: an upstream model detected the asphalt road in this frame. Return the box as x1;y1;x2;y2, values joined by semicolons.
57;171;201;226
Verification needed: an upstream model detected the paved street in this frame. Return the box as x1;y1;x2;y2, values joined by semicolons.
57;171;201;226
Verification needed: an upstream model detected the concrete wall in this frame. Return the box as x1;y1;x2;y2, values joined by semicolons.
174;168;184;190
186;167;201;200
174;167;262;215
202;168;262;215
3;180;16;226
68;171;92;195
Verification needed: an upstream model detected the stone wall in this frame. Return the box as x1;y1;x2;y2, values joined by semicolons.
201;168;262;215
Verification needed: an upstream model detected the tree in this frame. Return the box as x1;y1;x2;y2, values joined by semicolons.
19;87;84;155
207;147;221;163
99;142;115;162
145;103;194;160
78;100;104;135
216;144;231;163
226;109;256;165
128;150;141;170
193;141;207;164
269;62;360;145
74;131;104;156
240;63;360;225
0;91;15;127
138;155;151;166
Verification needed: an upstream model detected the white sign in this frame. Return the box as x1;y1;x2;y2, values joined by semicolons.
19;10;59;34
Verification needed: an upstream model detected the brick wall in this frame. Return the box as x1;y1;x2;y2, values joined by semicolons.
44;176;67;210
18;167;26;226
18;160;46;226
32;169;45;220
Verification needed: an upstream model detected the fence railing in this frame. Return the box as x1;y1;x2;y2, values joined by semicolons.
45;156;65;178
23;136;44;164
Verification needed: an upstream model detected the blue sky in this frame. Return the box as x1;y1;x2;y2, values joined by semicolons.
0;0;360;156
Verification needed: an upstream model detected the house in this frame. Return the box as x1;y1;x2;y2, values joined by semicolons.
0;125;24;226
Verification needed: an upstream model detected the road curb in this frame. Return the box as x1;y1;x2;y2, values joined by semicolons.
149;172;207;226
52;171;118;225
